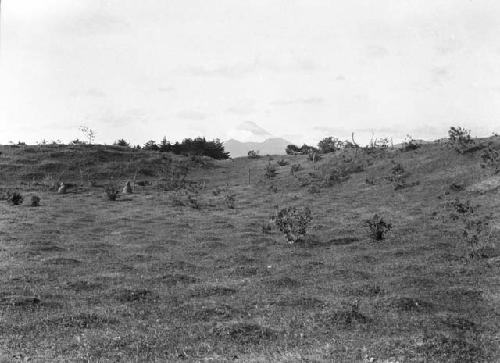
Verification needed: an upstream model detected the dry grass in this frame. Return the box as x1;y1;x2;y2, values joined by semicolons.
0;141;499;361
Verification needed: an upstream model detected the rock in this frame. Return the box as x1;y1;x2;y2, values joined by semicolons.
57;182;67;194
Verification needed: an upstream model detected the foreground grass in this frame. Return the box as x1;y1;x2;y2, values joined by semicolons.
0;143;499;362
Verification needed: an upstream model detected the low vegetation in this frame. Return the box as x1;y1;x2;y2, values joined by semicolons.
0;130;498;361
365;214;392;241
273;206;313;243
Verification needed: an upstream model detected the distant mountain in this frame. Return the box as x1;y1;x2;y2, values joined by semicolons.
224;138;292;158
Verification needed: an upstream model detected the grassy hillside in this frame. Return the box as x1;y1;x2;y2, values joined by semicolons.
0;139;499;362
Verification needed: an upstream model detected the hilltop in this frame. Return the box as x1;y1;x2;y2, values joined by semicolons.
0;136;499;361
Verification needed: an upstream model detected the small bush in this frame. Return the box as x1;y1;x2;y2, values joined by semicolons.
262;222;273;234
308;152;321;162
318;137;343;154
264;163;278;179
30;195;41;207
273;206;313;243
187;193;200;209
365;176;376;185
449;198;492;259
449;182;466;192
463;216;492;259
290;163;302;175
386;162;419;190
10;192;24;205
365;214;392;241
402;134;420;151
268;184;278;193
224;192;235;209
114;139;130;147
480;144;500;174
322;166;350;187
247;150;260;159
448;126;474;153
307;184;321;194
277;159;289;166
171;191;186;206
104;184;120;201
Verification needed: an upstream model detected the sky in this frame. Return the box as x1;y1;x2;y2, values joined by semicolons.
0;0;499;146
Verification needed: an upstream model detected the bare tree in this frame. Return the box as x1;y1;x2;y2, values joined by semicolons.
79;126;96;145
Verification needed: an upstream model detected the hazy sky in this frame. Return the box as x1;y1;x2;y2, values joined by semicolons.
1;0;499;145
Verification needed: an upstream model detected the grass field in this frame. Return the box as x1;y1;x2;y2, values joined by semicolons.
0;140;499;362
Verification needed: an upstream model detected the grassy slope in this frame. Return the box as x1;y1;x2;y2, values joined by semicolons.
0;142;499;362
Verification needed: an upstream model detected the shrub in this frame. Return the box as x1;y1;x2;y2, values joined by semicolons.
30;195;41;207
70;138;86;145
480;145;500;174
273;206;313;243
187;193;200;209
262;222;273;234
308;152;321;162
450;199;492;259
268;184;278;193
247;150;260;159
10;192;24;205
114;139;130;147
448;126;474;153
143;140;160;151
212;186;224;196
318;137;343;154
322;166;350;187
264;163;278;179
365;176;376;185
104;184;120;201
463;215;492;259
285;144;302;155
290;163;302;175
224;191;235;209
171;191;186;206
286;144;319;155
365;214;392;241
402;134;420;152
277;158;289;166
159;162;188;190
386;163;419;190
41;174;60;191
307;184;321;194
